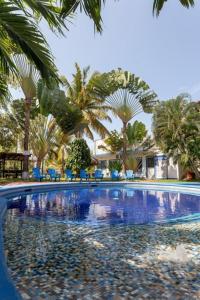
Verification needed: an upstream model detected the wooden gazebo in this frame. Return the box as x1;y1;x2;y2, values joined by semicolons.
0;152;28;178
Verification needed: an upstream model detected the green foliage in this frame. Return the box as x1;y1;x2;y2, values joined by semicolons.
37;64;112;139
60;0;106;32
0;114;19;151
153;0;195;16
63;63;111;139
97;68;158;171
29;114;59;167
108;160;122;172
37;79;83;135
0;0;107;99
10;98;38;129
0;1;60;93
126;121;147;146
153;95;200;177
102;68;158;123
99;130;123;153
66;139;91;172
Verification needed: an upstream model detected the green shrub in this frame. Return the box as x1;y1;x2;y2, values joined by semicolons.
66;139;91;172
108;160;122;172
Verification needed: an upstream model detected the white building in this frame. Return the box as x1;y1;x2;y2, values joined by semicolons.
93;139;180;179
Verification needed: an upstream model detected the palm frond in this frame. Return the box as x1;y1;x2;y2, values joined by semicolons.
105;69;158;123
0;74;10;105
12;0;68;35
153;0;195;16
0;2;59;84
60;0;106;32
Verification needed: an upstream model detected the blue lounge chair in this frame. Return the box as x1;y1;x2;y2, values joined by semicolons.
65;169;75;181
80;169;89;181
47;168;61;181
94;169;104;181
32;167;47;181
125;170;134;180
111;170;120;180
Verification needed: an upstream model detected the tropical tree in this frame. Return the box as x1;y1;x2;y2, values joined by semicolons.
37;79;83;136
102;69;157;171
29;114;60;168
63;63;112;140
0;113;20;152
153;0;195;15
152;94;200;178
66;139;91;172
98;130;123;154
47;131;72;175
126;121;147;147
12;56;40;178
9;98;38;129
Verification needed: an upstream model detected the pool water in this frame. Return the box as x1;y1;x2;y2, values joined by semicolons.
3;187;200;299
6;187;200;225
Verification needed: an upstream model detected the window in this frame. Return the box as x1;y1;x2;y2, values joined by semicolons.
147;157;155;168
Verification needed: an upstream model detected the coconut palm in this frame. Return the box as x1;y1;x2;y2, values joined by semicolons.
104;69;158;171
29;114;60;168
63;63;112;140
153;0;195;15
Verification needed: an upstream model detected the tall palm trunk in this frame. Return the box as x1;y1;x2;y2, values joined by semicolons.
122;121;127;172
23;97;32;178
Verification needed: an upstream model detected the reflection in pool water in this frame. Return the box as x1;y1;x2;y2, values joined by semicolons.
7;187;200;225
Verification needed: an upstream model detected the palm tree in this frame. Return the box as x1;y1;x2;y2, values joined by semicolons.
29;114;60;168
63;63;112;140
13;55;40;178
153;0;195;15
37;78;83;137
104;69;158;171
152;94;200;178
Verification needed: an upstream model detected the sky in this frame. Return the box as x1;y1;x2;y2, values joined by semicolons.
12;0;200;148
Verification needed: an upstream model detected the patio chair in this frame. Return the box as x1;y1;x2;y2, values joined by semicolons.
80;169;89;182
111;170;120;180
32;167;47;181
94;169;104;181
125;170;134;180
47;168;61;181
65;169;75;181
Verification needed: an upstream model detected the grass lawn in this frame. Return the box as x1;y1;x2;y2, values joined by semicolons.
0;177;200;186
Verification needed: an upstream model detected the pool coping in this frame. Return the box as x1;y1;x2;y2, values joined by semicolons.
0;181;200;299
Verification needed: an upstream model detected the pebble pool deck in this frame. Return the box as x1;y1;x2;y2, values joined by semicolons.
2;183;200;300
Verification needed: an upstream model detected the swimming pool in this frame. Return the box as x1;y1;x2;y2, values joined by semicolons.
2;183;200;299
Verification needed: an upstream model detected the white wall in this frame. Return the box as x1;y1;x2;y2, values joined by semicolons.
167;157;179;179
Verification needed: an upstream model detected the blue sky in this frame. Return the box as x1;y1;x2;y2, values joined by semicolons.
12;0;200;147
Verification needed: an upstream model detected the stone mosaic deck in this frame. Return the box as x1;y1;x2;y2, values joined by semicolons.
3;215;200;300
